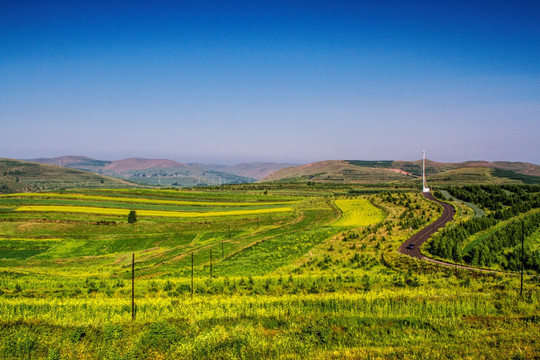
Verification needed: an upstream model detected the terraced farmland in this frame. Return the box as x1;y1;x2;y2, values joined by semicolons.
0;187;538;359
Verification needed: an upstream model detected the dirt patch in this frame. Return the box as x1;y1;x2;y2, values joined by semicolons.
114;255;127;265
387;168;412;176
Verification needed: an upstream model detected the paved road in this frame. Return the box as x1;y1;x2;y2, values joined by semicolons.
399;193;509;273
399;193;536;276
398;192;456;260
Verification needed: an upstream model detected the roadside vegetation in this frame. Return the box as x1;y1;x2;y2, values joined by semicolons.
427;185;540;271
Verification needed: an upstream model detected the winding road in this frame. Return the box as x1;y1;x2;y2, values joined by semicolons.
398;192;455;259
398;192;502;273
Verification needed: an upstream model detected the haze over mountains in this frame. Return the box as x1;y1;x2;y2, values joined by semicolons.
1;155;538;194
26;156;297;187
22;155;540;185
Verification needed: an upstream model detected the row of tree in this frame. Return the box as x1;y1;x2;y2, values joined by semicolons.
463;213;540;271
427;185;540;271
445;185;540;212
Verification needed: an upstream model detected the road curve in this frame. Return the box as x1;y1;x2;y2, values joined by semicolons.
398;192;455;260
398;193;506;273
399;193;538;276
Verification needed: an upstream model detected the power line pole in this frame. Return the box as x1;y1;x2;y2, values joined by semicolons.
521;221;525;297
191;252;194;300
210;249;213;278
132;253;135;321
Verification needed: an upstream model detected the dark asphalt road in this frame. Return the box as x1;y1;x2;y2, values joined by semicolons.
398;192;455;259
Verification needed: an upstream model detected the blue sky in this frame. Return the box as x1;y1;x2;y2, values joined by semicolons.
1;1;539;164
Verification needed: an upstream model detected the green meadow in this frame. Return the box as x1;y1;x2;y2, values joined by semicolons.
0;186;538;359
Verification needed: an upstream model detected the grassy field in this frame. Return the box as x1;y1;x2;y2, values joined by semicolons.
333;198;386;227
0;186;538;359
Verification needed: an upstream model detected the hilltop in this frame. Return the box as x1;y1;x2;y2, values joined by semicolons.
0;158;137;193
263;159;540;186
28;156;294;187
101;158;189;174
203;162;297;180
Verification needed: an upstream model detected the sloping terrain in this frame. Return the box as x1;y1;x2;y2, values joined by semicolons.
262;159;540;186
28;155;111;172
0;159;136;193
208;162;298;180
263;160;412;183
102;158;189;174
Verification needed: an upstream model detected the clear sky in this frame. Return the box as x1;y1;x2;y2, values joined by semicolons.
1;1;539;165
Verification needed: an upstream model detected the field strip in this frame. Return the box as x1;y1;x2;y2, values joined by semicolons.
1;193;299;207
0;237;62;242
333;198;386;227
14;205;294;218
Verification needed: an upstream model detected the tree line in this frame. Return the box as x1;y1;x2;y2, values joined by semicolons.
428;185;540;271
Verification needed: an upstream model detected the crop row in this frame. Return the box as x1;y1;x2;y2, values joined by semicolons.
13;205;295;218
1;192;299;207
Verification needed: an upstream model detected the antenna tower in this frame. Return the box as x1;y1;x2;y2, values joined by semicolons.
422;150;430;193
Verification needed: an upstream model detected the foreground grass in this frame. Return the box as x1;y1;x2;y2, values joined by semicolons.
1;279;538;359
0;187;538;359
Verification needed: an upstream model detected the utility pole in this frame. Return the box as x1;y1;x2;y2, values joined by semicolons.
132;253;135;321
191;252;194;300
521;221;525;296
210;249;213;278
257;215;260;228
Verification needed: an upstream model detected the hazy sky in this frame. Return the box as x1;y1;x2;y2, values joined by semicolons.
1;1;539;164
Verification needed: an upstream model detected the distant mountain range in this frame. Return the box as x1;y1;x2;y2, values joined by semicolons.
2;156;537;194
26;156;297;187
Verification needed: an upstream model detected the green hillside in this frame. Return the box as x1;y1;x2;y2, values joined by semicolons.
0;159;137;194
262;159;540;187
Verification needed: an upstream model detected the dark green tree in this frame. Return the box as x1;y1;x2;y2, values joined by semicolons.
128;210;137;224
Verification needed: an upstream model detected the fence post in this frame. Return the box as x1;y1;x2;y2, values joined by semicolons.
521;221;524;296
132;253;135;321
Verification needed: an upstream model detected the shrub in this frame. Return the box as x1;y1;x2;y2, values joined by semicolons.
128;210;137;224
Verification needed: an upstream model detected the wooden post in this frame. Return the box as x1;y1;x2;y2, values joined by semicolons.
191;252;194;300
521;221;524;296
132;253;135;321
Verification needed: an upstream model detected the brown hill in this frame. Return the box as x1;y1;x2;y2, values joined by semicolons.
103;158;188;173
262;159;540;185
460;161;540;177
263;160;412;183
218;162;298;180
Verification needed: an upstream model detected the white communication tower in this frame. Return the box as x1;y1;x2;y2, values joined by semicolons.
422;150;430;193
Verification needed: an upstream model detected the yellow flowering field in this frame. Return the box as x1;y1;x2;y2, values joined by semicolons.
333;198;386;227
14;205;294;218
1;192;298;207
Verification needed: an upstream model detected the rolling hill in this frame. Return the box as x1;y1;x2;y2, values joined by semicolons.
101;158;188;174
0;158;137;193
28;156;295;186
262;159;540;186
204;162;298;180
